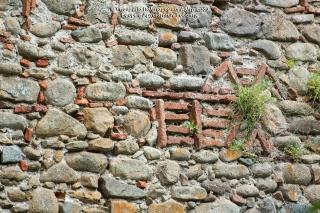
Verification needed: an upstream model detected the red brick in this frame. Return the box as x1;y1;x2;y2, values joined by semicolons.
14;105;32;113
111;132;128;140
201;82;220;94
155;99;167;147
136;180;147;189
116;98;127;106
165;113;189;121
37;91;45;103
142;90;184;99
167;125;190;135
149;108;156;121
59;37;75;44
19;160;28;171
88;102;104;108
68;17;91;26
219;87;234;95
284;5;305;13
167;136;194;145
225;123;241;146
213;61;229;78
205;109;233;117
31;0;36;8
36;58;49;68
164;102;189;111
74;98;89;105
227;61;241;85
62;24;79;30
236;68;257;76
32;104;48;112
22;0;32;16
76;86;86;99
38;80;48;89
24;128;33;142
201;138;226;148
202;118;230;129
190;100;204;149
202;129;225;138
257;129;273;155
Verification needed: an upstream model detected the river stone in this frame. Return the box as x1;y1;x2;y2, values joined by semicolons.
157;160;180;185
169;76;204;90
18;42;54;60
5;17;20;35
286;42;317;62
117;31;155;45
149;200;185;213
137;73;165;88
88;138;114;152
0;112;27;130
213;162;250;179
201;179;231;195
251;163;273;178
172;186;207;201
191;150;218;163
251;40;281;59
261;104;287;135
187;5;212;28
195;198;240;213
179;45;211;74
262;14;299;41
65;152;108;173
86;82;126;101
36;108;87;138
45;79;76;106
114;139;139;155
302;25;320;45
273;136;302;148
289;119;320;135
40;162;78;183
278;100;313;115
153;47;177;70
288;66;310;95
30;21;60;38
0;77;40;103
126;95;153;109
203;33;234;51
0;166;27;182
220;8;261;36
29;188;59;213
236;185;259;197
300;154;320;164
99;175;146;199
256;178;277;193
71;27;102;43
304;185;320;204
178;31;201;42
112;45;140;68
42;0;81;15
170;148;191;161
262;0;299;7
143;146;161;160
109;158;153;180
280;163;312;185
111;71;132;82
83;107;114;135
60;200;82;213
123;110;150;137
119;3;151;29
1;145;23;164
0;63;22;75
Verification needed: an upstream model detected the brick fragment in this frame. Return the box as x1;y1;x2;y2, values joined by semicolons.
32;104;48;113
4;43;14;51
236;68;257;76
202;118;230;129
37;91;46;103
62;24;79;30
76;86;85;99
74;98;89;106
36;58;49;68
256;63;267;83
22;0;32;16
201;138;226;147
218;52;232;58
24;128;33;142
136;180;147;189
284;5;305;13
88;102;104;108
211;6;223;15
111;132;128;140
190;100;204;149
257;129;273;155
227;61;241;85
22;71;30;78
231;194;247;205
14;105;32;113
156;99;167;147
148;0;185;5
225;123;241;146
38;80;48;89
68;17;91;26
115;98;127;106
213;61;229;78
20;34;32;41
19;160;28;171
167;136;194;145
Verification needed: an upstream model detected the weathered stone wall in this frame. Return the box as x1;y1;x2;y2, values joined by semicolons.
0;0;320;212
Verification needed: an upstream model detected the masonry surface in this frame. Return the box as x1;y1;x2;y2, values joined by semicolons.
0;0;320;212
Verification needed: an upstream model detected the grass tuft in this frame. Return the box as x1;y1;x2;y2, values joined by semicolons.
307;73;320;104
284;143;308;162
287;58;297;70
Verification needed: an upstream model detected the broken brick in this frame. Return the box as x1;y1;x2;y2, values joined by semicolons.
38;80;48;89
19;160;28;171
32;104;48;113
156;99;167;147
36;58;49;68
24;128;33;142
213;61;229;78
68;17;91;26
14;105;32;113
20;58;31;68
111;132;128;140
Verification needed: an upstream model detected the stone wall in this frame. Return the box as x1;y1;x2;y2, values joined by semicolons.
0;0;320;212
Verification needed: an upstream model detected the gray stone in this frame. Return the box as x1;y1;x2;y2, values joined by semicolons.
109;158;153;180
45;79;76;106
0;63;22;75
65;141;88;152
123;110;151;137
153;47;177;70
36;108;87;139
191;150;218;163
289;119;320;135
40;162;78;183
117;31;155;45
256;178;277;193
290;14;314;24
88;138;114;152
279;184;301;202
251;163;273;178
143;146;161;160
0;77;40;103
65;152;108;173
0;112;27;130
178;31;201;42
286;42;317;62
280;203;310;213
157;160;180;185
43;0;81;15
80;174;99;188
278;100;313;116
261;104;287;135
273;135;302;148
281;163;312;185
23;146;41;160
119;3;151;29
213;162;250;179
112;45;142;68
99;175;146;199
30;22;60;38
303;25;320;45
83;107;114;135
1;145;23;164
187;5;211;28
203;33;234;51
5;17;20;35
170;148;191;161
126;95;153;109
172;186;207;201
137;73;165;88
0;166;27;182
236;185;259;197
12;203;29;213
29;188;59;213
201;179;231;195
186;165;203;180
288;66;310;95
18;42;54;60
169;76;204;90
262;14;299;41
84;0;112;24
220;8;262;36
60;200;82;213
86;82;125;101
111;71;132;82
251;40;281;59
179;45;211;74
195;198;240;213
71;27;102;43
304;185;320;204
114;139;139;155
262;0;299;7
300;154;320;164
258;197;277;213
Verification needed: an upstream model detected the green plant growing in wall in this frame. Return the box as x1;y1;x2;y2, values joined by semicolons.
307;73;320;106
229;139;257;160
182;121;198;136
284;143;308;162
287;58;297;69
233;82;271;133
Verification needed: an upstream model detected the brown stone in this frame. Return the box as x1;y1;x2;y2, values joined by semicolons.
123;110;151;137
149;200;185;213
83;107;114;136
111;199;138;213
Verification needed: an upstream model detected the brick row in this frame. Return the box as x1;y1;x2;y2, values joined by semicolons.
164;101;189;111
202;129;225;138
167;136;194;145
202;118;230;129
204;108;233;117
165;113;189;121
166;125;190;135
